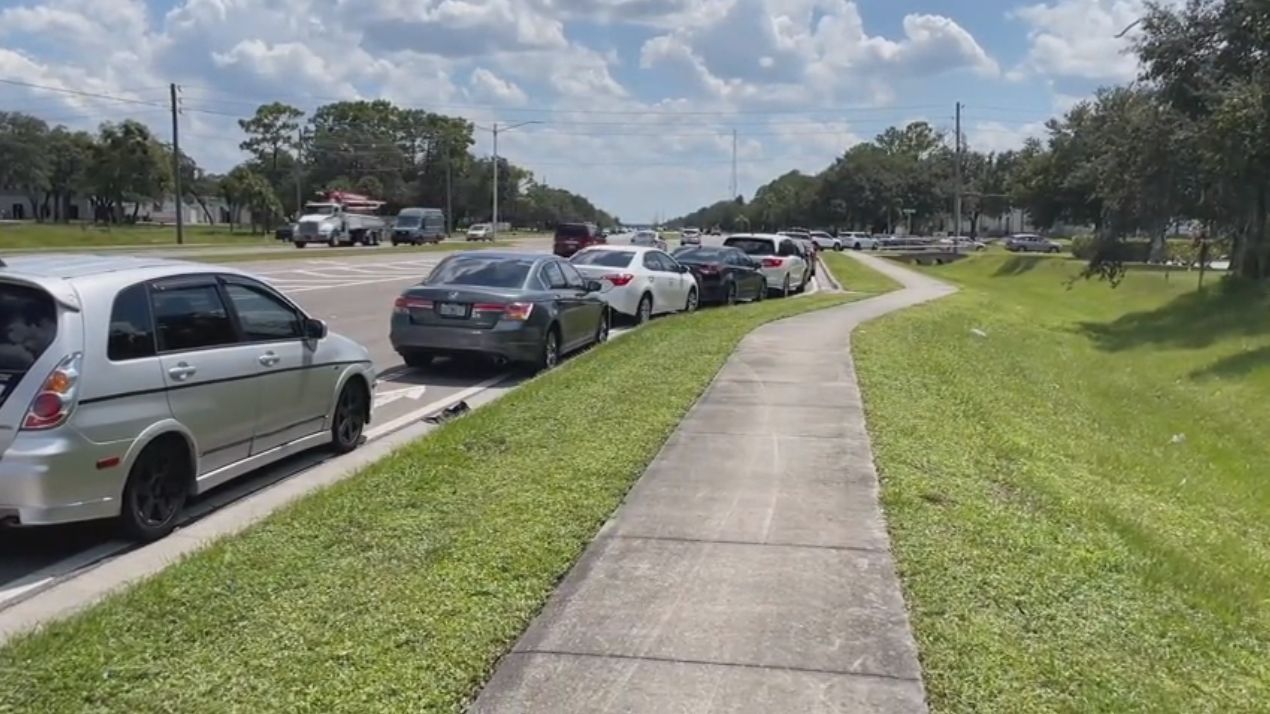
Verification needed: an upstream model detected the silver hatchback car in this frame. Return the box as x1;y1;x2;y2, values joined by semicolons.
0;255;377;540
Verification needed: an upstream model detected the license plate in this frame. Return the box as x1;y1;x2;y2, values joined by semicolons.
437;302;469;318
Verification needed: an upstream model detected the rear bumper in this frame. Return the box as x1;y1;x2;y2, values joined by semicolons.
595;285;644;317
695;277;729;303
390;316;545;363
0;429;129;526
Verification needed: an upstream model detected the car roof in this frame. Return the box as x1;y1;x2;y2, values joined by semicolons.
444;250;551;261
575;244;663;255
724;233;783;241
0;253;251;282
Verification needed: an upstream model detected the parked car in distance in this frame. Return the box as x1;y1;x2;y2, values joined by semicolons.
392;207;446;245
275;223;297;242
841;231;879;250
1005;234;1062;253
809;231;842;251
466;224;494;241
0;255;375;541
723;234;809;297
630;230;669;252
391;251;609;372
553;222;606;258
939;236;987;251
671;245;767;305
570;245;700;324
680;228;703;245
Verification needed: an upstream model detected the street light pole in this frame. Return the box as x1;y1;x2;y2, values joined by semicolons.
488;120;541;242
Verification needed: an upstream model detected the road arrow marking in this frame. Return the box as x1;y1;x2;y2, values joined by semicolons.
374;385;427;408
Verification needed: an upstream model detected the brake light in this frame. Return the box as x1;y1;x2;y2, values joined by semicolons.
604;273;635;287
393;296;432;314
22;353;83;431
761;258;783;268
694;264;719;275
472;303;505;313
504;302;534;321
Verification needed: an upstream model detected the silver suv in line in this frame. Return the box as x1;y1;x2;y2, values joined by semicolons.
0;255;377;540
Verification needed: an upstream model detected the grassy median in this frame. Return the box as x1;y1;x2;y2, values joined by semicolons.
854;254;1270;711
821;250;903;294
0;223;270;249
0;291;862;713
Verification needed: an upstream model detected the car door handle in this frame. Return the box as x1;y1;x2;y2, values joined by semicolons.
258;351;280;367
167;362;197;381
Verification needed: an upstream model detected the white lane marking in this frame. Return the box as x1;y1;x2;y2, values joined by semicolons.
284;275;430;293
364;373;509;441
374;385;428;409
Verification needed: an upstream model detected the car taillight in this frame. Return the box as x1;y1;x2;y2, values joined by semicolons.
393;296;432;314
604;273;635;287
761;258;782;268
694;264;719;275
503;302;534;321
22;353;83;431
473;303;505;313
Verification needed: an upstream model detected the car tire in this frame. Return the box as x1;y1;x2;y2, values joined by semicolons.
834;242;843;251
684;287;699;313
853;242;861;251
636;293;653;325
328;237;338;248
331;380;368;453
391;240;399;246
594;309;610;345
755;279;767;301
537;326;562;372
725;281;738;306
294;241;307;249
119;436;190;542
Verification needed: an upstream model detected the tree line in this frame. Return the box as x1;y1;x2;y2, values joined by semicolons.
670;0;1270;281
0;100;618;232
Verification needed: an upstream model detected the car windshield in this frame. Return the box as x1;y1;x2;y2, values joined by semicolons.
425;256;534;288
395;216;421;227
571;250;634;268
0;283;57;397
303;203;337;215
724;238;777;256
556;224;591;239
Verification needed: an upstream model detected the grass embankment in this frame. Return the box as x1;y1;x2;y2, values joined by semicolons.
821;250;903;294
206;242;516;264
0;291;865;712
853;253;1270;711
0;223;269;249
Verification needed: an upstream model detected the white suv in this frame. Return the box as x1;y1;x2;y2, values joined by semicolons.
0;255;377;540
723;234;809;297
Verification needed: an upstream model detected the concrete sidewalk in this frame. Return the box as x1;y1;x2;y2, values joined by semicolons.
473;254;955;713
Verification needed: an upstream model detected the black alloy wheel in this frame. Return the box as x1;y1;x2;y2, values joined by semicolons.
332;381;368;453
539;328;561;372
120;440;188;541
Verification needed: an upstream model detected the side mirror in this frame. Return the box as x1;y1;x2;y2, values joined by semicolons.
584;279;603;293
677;264;689;273
303;318;328;340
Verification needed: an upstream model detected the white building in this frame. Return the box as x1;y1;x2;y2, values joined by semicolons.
0;191;249;226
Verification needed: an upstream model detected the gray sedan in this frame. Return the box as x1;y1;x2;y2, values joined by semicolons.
390;251;610;371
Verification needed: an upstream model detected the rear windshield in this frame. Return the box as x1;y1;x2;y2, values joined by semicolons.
0;283;57;388
674;247;725;261
724;238;777;256
571;250;634;268
425;256;534;288
555;224;591;239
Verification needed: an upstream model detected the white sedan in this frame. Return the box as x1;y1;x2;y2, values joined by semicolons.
840;231;879;250
569;245;700;324
630;230;669;252
722;233;809;297
809;231;843;251
466;224;493;241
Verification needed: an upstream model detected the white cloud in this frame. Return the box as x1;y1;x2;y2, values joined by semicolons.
1009;0;1183;82
468;68;528;105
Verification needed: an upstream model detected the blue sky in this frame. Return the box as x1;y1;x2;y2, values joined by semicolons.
0;0;1159;222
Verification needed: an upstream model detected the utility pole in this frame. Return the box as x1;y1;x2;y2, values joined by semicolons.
293;126;304;220
730;129;738;199
444;142;453;238
953;101;963;240
169;83;184;245
492;122;500;241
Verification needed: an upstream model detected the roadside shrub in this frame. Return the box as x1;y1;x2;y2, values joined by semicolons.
1070;236;1153;262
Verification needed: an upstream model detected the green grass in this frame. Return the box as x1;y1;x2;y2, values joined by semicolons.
821;251;903;294
0;291;862;713
853;253;1270;712
204;242;517;264
0;223;272;249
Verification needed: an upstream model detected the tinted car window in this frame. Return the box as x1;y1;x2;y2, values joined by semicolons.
559;262;586;288
555;223;592;239
642;252;659;271
654;253;680;271
152;284;239;352
541;262;568;289
108;283;156;361
225;283;303;341
426;256;533;288
572;250;634;268
0;282;57;377
724;238;777;256
676;247;725;262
